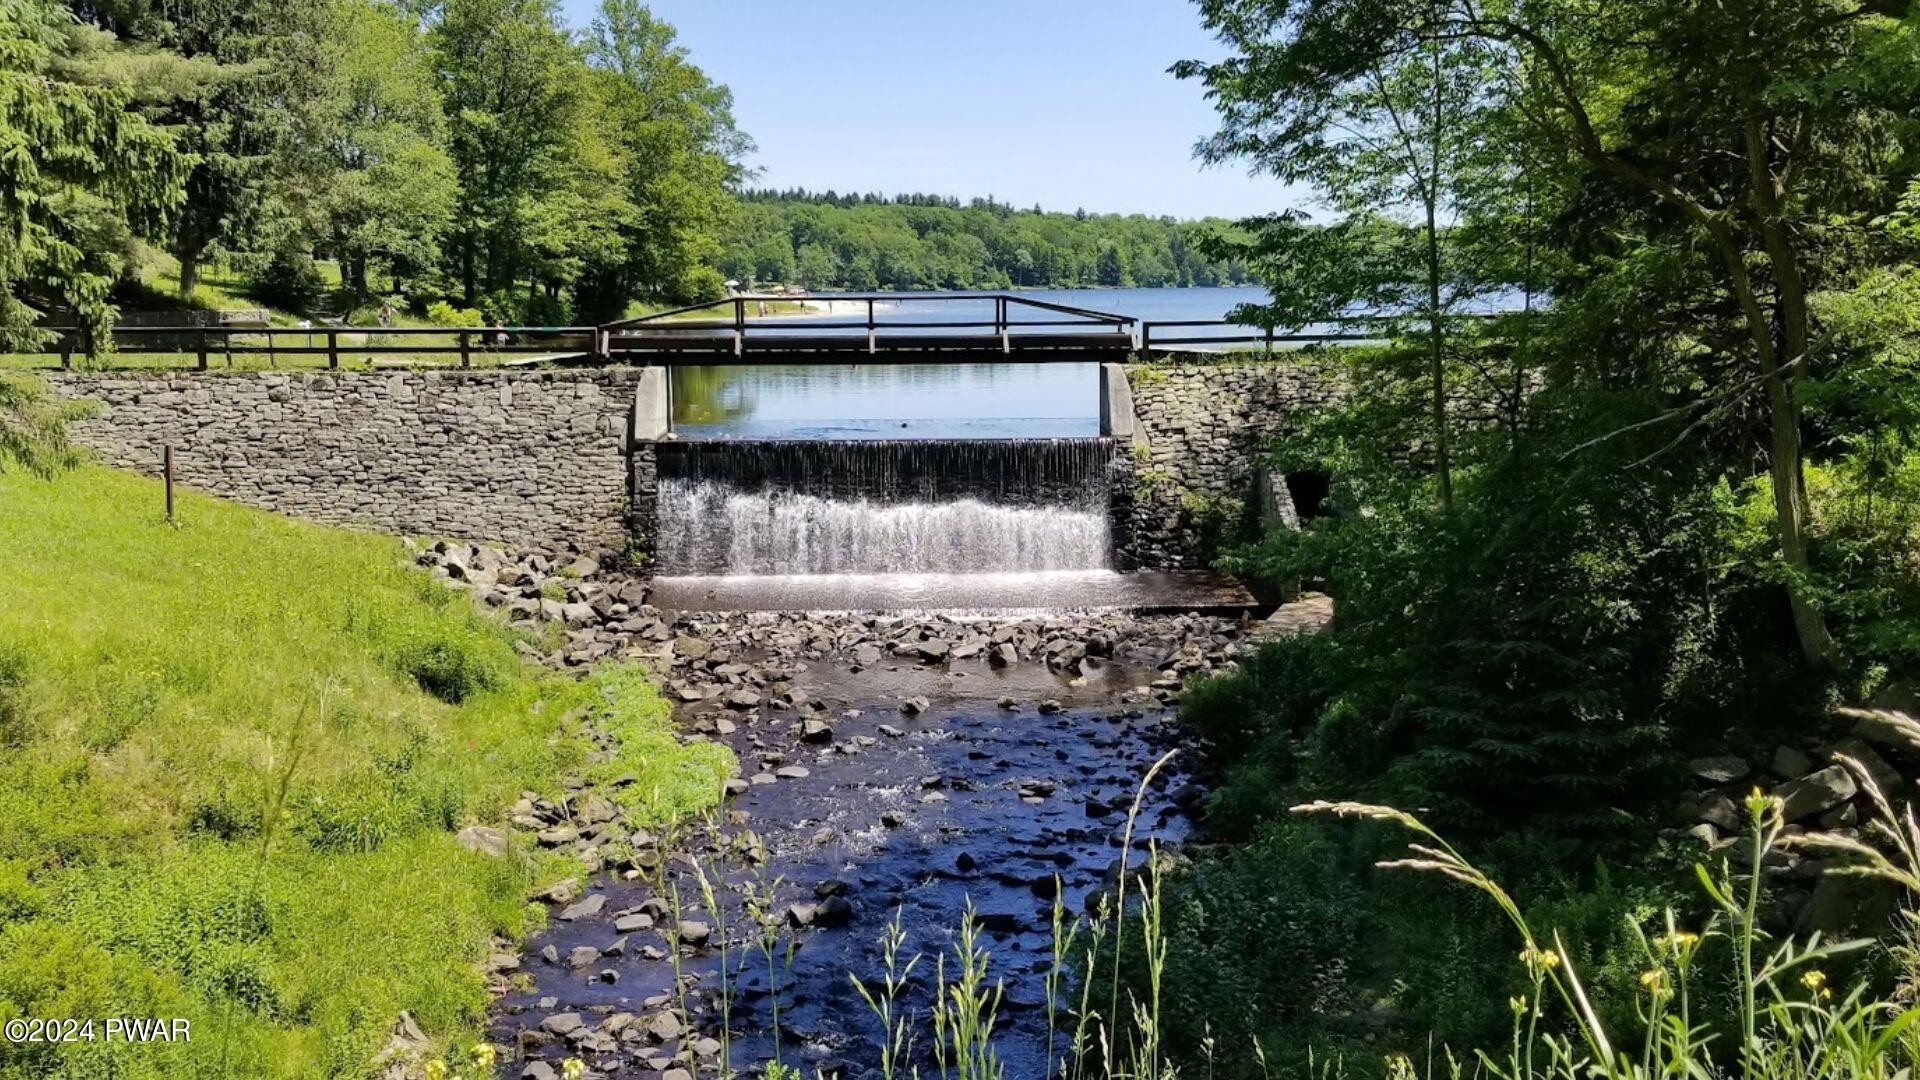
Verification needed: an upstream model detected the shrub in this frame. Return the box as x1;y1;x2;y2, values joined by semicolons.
392;631;507;704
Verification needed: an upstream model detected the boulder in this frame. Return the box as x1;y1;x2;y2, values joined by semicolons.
1776;766;1857;822
455;825;508;858
1771;745;1813;779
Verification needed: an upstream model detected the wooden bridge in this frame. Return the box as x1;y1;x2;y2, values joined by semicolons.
597;293;1136;363
14;292;1426;369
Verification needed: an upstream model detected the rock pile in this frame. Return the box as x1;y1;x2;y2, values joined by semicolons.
1677;684;1920;936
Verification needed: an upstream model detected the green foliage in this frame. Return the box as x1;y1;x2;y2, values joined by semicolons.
0;0;188;346
0;374;87;476
719;190;1255;291
0;467;725;1076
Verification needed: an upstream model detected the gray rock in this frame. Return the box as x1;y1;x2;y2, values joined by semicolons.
1772;745;1814;779
900;697;930;715
567;945;600;968
1777;766;1858;822
455;825;508;858
800;719;833;744
539;1013;584;1036
522;1063;559;1080
677;920;712;946
1687;756;1749;784
558;893;606;921
814;894;854;928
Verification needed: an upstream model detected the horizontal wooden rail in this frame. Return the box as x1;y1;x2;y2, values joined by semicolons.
11;324;598;371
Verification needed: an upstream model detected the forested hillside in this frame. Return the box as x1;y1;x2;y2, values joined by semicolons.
3;0;743;341
719;190;1257;291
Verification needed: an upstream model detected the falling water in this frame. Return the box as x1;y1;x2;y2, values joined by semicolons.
657;480;1109;575
653;438;1117;577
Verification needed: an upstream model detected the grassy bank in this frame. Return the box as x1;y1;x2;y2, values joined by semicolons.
0;467;729;1078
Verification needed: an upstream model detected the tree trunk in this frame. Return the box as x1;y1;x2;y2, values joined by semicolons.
1743;119;1841;669
461;237;476;306
348;256;369;303
177;248;201;299
1427;204;1452;511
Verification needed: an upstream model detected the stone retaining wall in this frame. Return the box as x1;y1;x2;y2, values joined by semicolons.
1123;361;1348;568
50;370;640;554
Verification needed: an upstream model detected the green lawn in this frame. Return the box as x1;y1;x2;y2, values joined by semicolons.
0;467;729;1078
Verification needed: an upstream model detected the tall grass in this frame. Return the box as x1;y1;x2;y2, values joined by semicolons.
0;467;729;1078
815;751;1920;1080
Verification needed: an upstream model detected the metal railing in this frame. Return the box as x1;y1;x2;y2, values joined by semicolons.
602;293;1137;360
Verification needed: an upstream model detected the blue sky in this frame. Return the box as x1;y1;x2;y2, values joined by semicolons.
553;0;1304;220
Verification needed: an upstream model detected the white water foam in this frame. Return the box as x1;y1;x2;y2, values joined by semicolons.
657;479;1110;576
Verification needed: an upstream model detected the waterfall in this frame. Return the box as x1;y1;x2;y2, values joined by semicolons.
657;481;1109;575
653;438;1116;577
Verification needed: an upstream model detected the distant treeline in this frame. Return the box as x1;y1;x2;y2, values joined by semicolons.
719;189;1257;291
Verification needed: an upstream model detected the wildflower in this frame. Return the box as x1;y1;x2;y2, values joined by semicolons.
1657;929;1700;954
1519;944;1561;974
1510;995;1528;1017
1746;787;1781;821
1639;969;1669;996
425;1061;449;1080
1801;969;1833;1000
561;1059;586;1080
469;1043;496;1069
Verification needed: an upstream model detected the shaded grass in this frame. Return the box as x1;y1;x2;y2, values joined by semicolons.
0;467;729;1077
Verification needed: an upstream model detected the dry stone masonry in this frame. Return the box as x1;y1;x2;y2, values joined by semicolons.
1122;360;1348;568
48;361;1350;570
51;370;642;554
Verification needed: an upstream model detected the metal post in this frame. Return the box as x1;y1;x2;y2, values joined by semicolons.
163;445;175;523
458;331;470;369
327;329;339;370
866;298;876;355
733;297;745;357
997;297;1009;353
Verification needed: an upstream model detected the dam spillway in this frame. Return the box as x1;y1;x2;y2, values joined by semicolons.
652;438;1117;577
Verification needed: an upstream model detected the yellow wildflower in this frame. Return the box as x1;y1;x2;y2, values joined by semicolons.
1746;787;1781;821
1639;969;1669;996
1800;969;1833;1000
470;1043;496;1069
425;1061;449;1080
1657;929;1700;953
561;1059;586;1080
1519;944;1561;974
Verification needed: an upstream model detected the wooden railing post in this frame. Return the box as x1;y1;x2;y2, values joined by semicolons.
327;328;339;370
1141;322;1152;355
732;297;745;357
458;330;470;369
163;444;175;523
1265;325;1275;358
196;328;209;371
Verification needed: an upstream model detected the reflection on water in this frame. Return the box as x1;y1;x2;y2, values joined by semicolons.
670;362;1099;440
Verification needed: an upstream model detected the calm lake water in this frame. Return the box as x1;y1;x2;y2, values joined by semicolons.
669;286;1264;440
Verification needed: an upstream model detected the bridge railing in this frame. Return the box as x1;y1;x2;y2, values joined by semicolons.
602;293;1137;360
5;325;598;370
1137;312;1516;355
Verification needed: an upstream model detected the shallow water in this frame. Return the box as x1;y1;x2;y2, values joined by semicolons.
494;637;1203;1079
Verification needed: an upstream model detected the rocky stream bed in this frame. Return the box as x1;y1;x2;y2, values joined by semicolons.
414;540;1330;1080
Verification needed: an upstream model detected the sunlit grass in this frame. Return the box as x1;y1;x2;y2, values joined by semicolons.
0;467;728;1077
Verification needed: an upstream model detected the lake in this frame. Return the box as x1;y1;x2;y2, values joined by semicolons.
669;285;1265;440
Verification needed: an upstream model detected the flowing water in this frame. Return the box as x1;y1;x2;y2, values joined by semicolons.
657;482;1109;576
